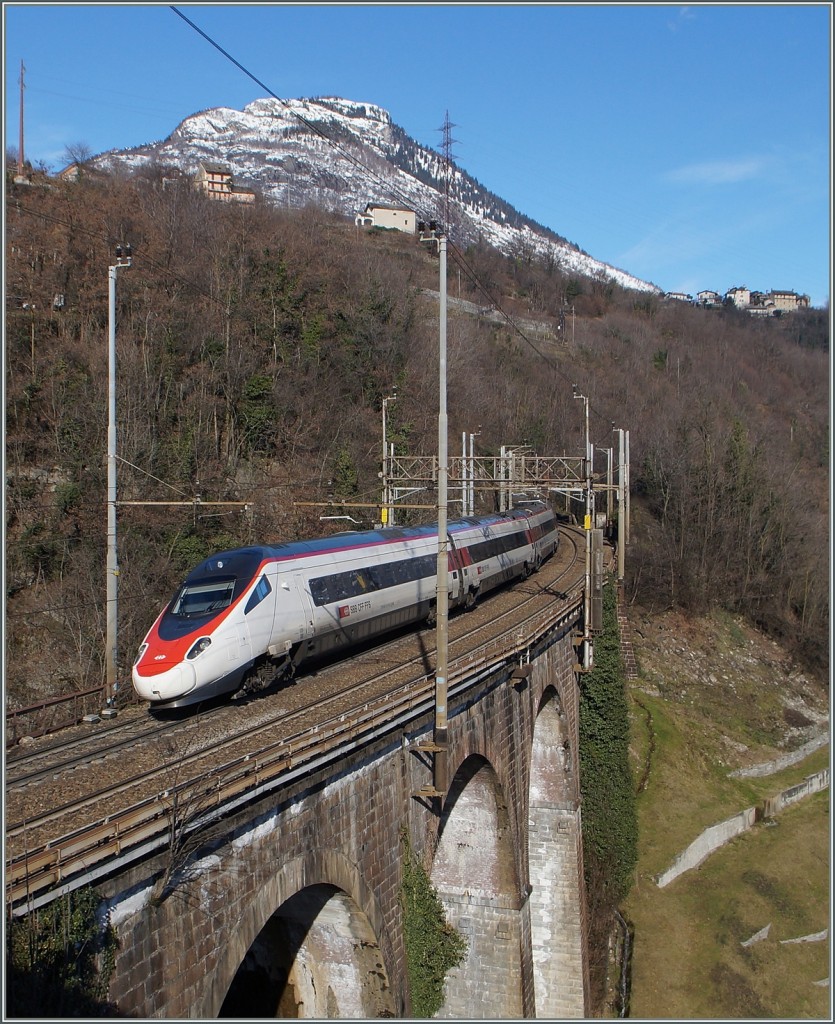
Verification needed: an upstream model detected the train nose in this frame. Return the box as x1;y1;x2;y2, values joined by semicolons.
132;660;197;703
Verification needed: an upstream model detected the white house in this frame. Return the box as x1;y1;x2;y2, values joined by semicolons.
356;203;417;234
725;286;751;308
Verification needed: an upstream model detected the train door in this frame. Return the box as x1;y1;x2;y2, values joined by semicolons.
267;569;315;654
446;533;468;605
292;572;316;642
242;564;279;657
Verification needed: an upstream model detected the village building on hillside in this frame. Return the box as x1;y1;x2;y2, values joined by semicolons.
56;163;81;182
724;285;810;315
667;285;811;315
356;202;417;234
54;162;108;184
768;289;810;312
726;286;751;308
194;162;255;204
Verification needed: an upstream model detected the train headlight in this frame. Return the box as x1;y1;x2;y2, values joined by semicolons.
187;637;212;660
134;643;148;665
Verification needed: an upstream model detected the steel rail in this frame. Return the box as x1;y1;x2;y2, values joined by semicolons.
6;717;186;791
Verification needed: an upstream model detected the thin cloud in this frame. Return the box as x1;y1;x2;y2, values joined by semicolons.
614;203;798;298
664;157;769;185
667;6;697;32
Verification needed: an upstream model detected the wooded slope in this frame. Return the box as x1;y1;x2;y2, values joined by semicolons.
5;170;829;702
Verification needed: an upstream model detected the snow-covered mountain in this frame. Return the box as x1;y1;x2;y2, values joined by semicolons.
95;96;660;294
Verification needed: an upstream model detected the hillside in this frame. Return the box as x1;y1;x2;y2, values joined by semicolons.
621;602;829;1019
4;169;829;712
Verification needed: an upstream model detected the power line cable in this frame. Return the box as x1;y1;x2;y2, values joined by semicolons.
19;9;619;446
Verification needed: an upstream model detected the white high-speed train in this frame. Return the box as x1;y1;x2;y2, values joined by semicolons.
132;501;558;709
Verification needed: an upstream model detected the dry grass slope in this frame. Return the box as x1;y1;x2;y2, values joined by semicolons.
622;608;830;1020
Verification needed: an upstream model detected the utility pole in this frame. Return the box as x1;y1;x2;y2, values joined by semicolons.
461;432;467;514
460;430;479;515
417;221;449;800
381;389;397;525
624;429;631;546
468;429;480;515
498;443;532;511
614;428;624;581
574;385;593;671
106;244;132;711
18;60;25;178
434;234;449;796
103;243;251;707
605;446;614;528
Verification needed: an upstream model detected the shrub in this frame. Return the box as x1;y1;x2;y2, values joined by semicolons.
399;827;467;1017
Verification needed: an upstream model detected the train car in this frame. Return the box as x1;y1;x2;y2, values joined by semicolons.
132;500;558;709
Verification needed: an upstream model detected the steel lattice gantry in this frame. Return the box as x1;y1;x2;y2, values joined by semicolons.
384;452;589;513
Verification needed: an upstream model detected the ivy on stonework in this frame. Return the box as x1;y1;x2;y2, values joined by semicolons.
399;826;467;1018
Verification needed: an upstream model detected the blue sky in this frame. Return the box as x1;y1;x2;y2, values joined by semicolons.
3;3;832;307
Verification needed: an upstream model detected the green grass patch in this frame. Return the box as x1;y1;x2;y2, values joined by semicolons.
623;608;830;1019
628;692;758;877
624;794;830;1019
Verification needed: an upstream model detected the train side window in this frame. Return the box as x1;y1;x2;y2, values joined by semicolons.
244;574;273;615
309;551;439;607
354;569;381;592
309;577;326;605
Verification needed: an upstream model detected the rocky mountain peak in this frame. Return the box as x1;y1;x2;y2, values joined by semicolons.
94;95;660;295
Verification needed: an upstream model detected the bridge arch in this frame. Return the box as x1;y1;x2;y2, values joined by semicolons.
528;684;585;1017
431;754;523;1017
205;848;395;1019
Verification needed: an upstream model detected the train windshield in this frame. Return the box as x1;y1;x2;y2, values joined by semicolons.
171;577;236;617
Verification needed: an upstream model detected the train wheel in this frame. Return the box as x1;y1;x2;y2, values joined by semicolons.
426;602;437;627
464;587;478;611
240;661;274;696
241;653;293;697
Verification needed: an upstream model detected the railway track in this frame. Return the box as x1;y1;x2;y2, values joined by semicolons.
6;710;184;789
6;529;582;801
6;528;585;913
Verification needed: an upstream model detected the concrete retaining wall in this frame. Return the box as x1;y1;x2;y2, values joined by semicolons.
762;767;830;818
656;769;829;889
656;807;758;888
729;732;829;778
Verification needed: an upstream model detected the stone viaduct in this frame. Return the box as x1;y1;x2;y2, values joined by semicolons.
101;608;589;1018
